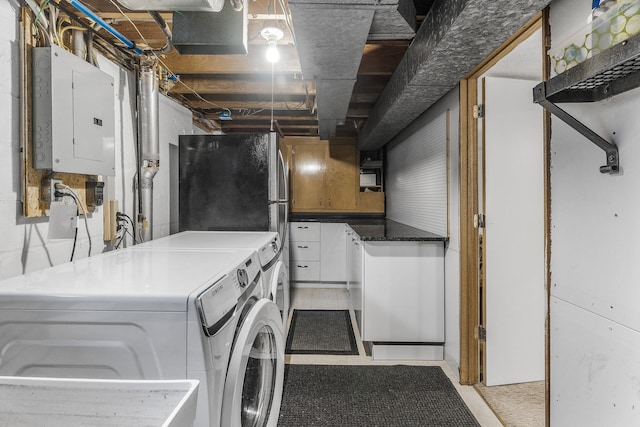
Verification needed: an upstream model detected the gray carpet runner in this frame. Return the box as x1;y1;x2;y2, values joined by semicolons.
285;310;359;355
278;365;481;426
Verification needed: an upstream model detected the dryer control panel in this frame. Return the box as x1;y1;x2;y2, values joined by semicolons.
257;235;280;267
196;252;261;337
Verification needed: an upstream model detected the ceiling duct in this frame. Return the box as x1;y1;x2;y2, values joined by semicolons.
172;1;248;55
369;0;416;40
289;0;415;140
115;0;225;11
358;0;553;151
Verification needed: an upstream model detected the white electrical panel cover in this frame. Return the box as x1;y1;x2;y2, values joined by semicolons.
33;45;115;176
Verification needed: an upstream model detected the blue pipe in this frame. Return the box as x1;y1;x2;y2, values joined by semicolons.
68;0;143;55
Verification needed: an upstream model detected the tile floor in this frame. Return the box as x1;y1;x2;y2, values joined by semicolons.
285;286;504;427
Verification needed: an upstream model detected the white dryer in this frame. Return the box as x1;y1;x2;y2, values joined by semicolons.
135;231;290;327
0;248;285;427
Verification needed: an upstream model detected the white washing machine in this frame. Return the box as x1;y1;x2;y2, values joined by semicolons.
0;247;284;427
135;231;290;327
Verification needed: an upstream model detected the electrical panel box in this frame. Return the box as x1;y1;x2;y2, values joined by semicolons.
32;45;116;176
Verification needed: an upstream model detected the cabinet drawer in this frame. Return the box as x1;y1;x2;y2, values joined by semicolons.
289;222;321;241
290;241;320;261
290;261;321;281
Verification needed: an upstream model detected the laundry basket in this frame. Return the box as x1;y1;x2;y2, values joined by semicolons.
0;377;199;427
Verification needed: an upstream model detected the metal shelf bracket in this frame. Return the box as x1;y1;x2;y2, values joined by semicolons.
534;82;619;174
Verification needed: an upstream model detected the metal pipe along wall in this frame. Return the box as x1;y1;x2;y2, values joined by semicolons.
138;66;160;242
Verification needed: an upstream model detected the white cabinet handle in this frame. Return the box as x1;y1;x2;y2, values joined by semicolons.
297;265;308;268
298;226;308;229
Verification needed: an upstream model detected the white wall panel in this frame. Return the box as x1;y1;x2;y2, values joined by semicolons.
444;247;460;378
550;89;640;332
550;0;640;420
386;88;460;372
386;111;448;236
551;297;640;426
156;95;192;239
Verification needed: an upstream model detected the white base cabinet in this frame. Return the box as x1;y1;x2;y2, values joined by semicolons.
347;226;445;344
319;223;347;282
289;222;347;284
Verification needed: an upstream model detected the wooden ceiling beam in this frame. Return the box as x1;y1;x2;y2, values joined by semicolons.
221;123;318;130
359;43;407;76
84;0;274;15
105;19;294;46
170;77;313;95
186;99;310;110
161;46;301;74
219;119;318;126
202;113;316;122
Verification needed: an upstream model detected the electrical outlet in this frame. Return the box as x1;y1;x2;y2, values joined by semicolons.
41;177;64;204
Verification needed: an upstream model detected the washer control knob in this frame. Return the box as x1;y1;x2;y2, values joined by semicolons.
271;241;278;252
237;269;249;288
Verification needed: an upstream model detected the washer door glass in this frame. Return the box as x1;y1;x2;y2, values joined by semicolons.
243;326;277;426
223;299;284;427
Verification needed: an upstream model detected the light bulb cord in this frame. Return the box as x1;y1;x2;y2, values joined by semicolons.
270;61;275;132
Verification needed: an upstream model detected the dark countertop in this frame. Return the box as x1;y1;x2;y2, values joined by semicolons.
289;215;447;242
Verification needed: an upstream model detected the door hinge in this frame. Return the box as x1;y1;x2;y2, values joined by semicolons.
473;104;485;119
473;213;485;229
475;325;486;341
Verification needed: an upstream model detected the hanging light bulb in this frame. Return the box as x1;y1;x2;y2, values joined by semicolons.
265;40;280;63
260;26;284;63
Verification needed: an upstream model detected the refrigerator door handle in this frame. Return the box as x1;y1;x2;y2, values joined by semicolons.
278;149;289;244
278;150;288;203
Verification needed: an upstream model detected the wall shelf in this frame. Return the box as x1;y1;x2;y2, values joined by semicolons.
533;32;640;174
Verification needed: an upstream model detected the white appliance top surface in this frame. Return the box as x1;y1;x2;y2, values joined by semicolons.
0;248;256;312
136;231;278;249
135;231;280;267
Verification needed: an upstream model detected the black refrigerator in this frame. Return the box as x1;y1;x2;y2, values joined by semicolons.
178;132;288;239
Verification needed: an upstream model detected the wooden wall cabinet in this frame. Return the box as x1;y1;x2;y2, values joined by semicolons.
284;137;359;212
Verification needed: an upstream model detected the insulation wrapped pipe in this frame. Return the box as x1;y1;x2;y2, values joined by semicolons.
138;66;160;242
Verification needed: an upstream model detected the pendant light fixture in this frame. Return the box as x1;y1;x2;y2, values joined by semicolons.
261;26;284;63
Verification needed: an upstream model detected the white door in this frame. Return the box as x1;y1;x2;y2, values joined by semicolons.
221;299;285;427
482;76;545;386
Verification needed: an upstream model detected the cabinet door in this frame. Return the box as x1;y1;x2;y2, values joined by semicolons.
291;144;326;211
290;241;321;261
289;222;321;241
361;241;444;342
351;235;364;338
325;144;357;210
320;223;347;282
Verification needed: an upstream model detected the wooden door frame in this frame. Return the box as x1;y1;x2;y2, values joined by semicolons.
458;11;550;414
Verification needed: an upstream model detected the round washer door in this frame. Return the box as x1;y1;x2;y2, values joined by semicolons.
269;260;290;328
221;298;285;427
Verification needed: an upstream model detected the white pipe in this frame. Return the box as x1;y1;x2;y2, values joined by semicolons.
72;29;86;59
138;66;160;242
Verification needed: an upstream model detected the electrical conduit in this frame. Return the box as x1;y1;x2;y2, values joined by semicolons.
67;0;143;54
